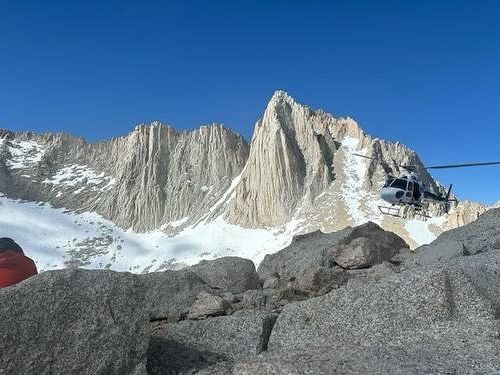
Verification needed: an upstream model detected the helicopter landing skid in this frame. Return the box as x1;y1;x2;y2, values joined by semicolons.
378;205;402;217
378;205;431;220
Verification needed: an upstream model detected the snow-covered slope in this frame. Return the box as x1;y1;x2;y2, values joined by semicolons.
0;194;297;272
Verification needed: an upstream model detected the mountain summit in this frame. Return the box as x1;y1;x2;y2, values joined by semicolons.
226;91;484;238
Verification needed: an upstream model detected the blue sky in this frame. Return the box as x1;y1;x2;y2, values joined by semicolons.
1;0;499;204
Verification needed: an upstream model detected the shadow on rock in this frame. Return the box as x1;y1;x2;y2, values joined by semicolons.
147;336;228;375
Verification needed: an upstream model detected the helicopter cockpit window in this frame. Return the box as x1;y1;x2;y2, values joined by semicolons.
390;179;408;190
384;178;395;188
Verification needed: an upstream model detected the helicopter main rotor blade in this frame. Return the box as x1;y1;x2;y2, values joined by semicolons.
352;153;413;170
353;153;500;171
351;153;379;161
425;161;500;169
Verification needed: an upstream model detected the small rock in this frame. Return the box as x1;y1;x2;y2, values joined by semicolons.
187;291;231;320
190;257;260;294
221;291;239;304
296;266;347;294
240;289;267;310
263;276;279;289
333;233;402;269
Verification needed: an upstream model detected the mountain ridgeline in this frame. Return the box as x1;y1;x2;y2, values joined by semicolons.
0;91;487;248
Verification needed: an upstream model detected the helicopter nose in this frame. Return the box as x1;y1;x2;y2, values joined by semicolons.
381;187;403;204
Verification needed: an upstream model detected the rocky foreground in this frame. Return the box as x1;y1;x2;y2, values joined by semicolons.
2;210;500;374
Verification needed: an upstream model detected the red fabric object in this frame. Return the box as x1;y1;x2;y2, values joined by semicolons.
0;250;38;288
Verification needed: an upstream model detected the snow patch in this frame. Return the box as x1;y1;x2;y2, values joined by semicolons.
339;136;388;226
405;216;447;246
207;172;243;215
165;217;189;228
43;164;116;192
340;137;369;225
6;140;45;169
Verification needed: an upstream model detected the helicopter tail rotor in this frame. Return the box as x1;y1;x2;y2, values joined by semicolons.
443;184;458;214
445;184;453;213
445;184;453;202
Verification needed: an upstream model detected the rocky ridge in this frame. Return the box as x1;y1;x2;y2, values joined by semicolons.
0;91;491;270
0;123;248;231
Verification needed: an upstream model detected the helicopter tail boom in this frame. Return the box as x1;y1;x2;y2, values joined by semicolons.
444;184;453;213
423;184;456;213
445;184;453;201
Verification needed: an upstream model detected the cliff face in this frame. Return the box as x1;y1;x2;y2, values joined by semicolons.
0;91;490;262
0;123;249;231
95;123;249;230
223;91;466;246
225;91;335;227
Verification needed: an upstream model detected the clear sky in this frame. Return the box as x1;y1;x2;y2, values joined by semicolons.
1;0;499;204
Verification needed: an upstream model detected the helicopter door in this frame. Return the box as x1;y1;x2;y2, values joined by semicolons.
413;183;422;200
407;182;414;200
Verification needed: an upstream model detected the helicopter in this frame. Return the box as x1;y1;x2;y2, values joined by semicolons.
353;153;500;219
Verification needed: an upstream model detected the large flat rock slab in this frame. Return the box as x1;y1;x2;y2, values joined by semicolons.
412;208;500;265
268;262;498;351
232;332;500;375
0;269;148;375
